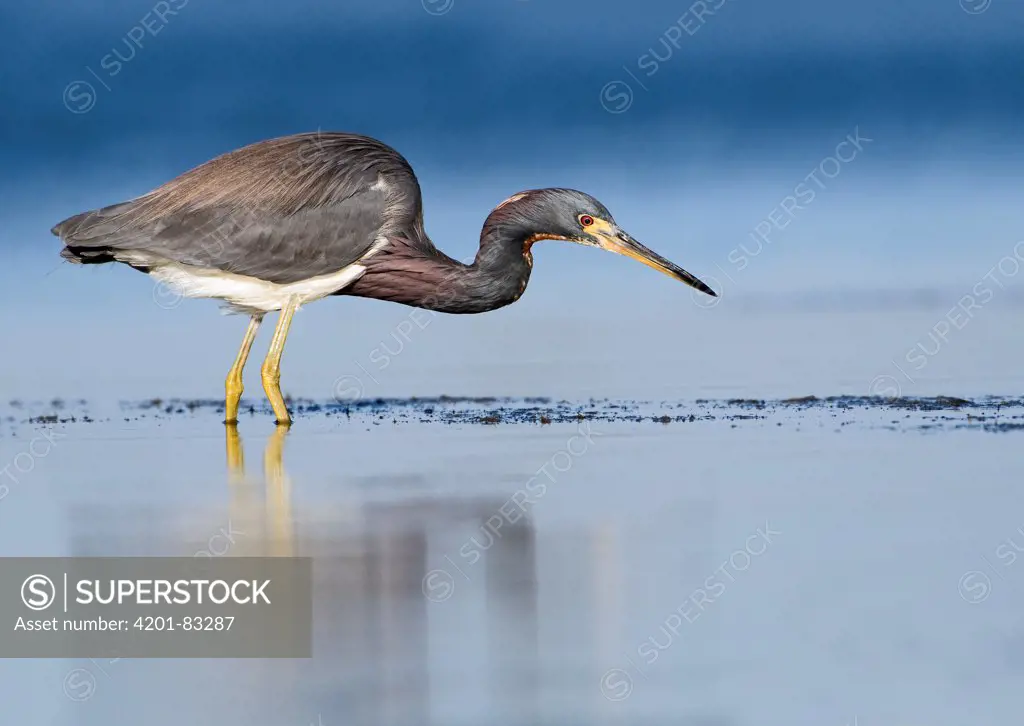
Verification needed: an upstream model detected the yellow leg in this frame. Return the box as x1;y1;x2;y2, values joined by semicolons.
225;314;264;425
261;297;300;426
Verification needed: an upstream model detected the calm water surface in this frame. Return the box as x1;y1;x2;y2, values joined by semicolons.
0;397;1021;726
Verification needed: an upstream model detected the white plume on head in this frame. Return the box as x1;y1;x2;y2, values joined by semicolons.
492;192;530;212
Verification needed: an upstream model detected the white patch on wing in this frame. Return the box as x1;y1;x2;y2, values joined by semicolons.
135;236;390;315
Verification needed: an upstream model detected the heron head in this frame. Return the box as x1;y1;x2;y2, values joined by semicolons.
493;188;717;298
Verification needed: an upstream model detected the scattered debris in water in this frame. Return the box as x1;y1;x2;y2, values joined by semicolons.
1;395;1023;436
782;396;818;405
979;422;1024;433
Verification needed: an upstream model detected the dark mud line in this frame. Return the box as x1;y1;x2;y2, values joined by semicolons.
3;394;1024;436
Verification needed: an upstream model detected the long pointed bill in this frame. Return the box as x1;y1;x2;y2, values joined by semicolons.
598;230;717;297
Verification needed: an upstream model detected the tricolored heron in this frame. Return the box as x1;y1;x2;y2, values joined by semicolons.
52;131;716;426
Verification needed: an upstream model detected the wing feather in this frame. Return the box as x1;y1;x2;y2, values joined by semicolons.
52;132;423;284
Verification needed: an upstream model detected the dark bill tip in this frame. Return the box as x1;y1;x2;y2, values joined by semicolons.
610;231;717;298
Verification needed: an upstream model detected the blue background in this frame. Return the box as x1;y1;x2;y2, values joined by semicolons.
2;0;1023;399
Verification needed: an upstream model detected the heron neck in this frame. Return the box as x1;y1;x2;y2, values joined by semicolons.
456;225;534;310
343;228;532;314
391;226;533;314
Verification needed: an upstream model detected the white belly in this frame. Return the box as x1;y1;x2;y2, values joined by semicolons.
123;237;388;315
148;261;368;314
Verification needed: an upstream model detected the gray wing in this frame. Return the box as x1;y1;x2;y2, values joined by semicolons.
52;132;422;285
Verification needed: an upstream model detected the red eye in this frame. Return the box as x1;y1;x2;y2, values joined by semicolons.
579;215;595;227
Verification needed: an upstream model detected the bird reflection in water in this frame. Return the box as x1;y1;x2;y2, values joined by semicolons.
62;425;727;724
224;425;294;558
219;426;545;725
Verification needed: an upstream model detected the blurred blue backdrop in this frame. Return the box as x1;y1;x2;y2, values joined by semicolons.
2;0;1023;399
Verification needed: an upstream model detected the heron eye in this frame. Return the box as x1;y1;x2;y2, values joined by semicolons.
579;215;595;227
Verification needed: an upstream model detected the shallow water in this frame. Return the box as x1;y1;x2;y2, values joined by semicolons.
1;398;1022;726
